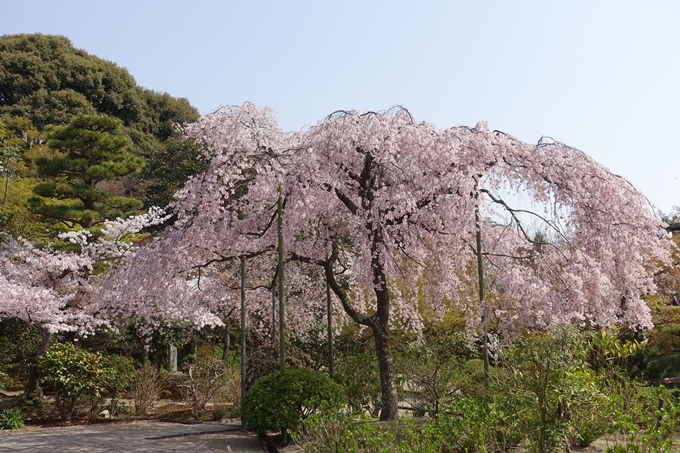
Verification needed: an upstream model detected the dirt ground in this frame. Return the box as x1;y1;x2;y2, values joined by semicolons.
0;387;233;429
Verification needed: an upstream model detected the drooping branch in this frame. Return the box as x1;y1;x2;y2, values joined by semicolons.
289;244;373;327
192;246;275;270
324;184;358;215
480;188;572;250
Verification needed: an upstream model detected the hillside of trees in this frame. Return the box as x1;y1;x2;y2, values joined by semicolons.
0;33;204;241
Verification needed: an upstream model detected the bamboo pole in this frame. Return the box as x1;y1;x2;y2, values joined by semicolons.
240;256;246;432
326;279;334;377
476;204;490;389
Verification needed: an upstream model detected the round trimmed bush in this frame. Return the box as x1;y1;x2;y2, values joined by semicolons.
242;368;344;434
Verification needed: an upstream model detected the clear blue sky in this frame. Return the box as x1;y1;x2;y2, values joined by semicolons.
3;0;679;214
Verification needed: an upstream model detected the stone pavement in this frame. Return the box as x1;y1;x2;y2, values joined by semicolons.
0;420;269;452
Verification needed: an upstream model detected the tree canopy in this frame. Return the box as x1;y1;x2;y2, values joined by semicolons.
0;33;203;213
104;104;672;420
30;114;144;229
0;34;143;128
0;33;200;133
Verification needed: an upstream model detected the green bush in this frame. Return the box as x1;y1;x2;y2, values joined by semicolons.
503;328;603;453
101;354;135;417
242;368;344;434
296;410;461;453
294;328;680;453
37;342;106;421
0;408;25;430
0;319;42;386
395;330;478;417
294;406;363;452
335;351;381;416
604;384;680;453
246;336;314;388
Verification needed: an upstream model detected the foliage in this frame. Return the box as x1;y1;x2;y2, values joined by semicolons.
139;136;206;209
0;408;25;430
0;34;199;133
334;350;382;417
587;328;645;379
0;34;143;127
0;176;63;241
296;406;516;453
296;329;664;453
644;354;680;383
0;319;41;386
0;115;61;240
503;329;606;452
297;391;676;453
172;355;236;418
396;329;478;417
30;113;144;229
131;361;160;416
100;354;135;417
0;33;200;242
242;368;345;434
296;414;393;453
603;384;680;453
36;342;106;421
294;410;350;453
245;333;314;388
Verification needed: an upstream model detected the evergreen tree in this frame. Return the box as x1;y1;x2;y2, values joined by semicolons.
29;114;144;229
0;34;203;219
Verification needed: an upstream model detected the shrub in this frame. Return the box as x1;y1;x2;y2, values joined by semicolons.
0;319;41;386
101;354;135;417
242;368;344;434
604;384;680;453
587;328;645;380
0;408;25;430
131;361;160;416
430;392;526;453
246;335;314;388
294;328;679;453
396;330;477;417
296;410;450;453
504;328;602;453
294;404;360;452
37;342;106;421
334;351;381;416
172;355;236;418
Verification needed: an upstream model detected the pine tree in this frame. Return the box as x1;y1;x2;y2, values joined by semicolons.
29;114;144;229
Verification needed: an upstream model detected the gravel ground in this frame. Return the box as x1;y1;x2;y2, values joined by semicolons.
0;420;268;453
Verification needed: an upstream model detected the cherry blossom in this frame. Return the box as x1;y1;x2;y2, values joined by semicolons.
110;104;670;420
0;208;170;335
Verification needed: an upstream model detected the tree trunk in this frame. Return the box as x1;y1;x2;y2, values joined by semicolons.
190;335;197;357
141;346;149;365
222;317;231;362
2;172;8;204
24;327;52;403
372;321;399;421
57;397;74;422
321;246;400;421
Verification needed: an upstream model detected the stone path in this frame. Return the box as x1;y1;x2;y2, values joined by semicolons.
0;420;268;452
